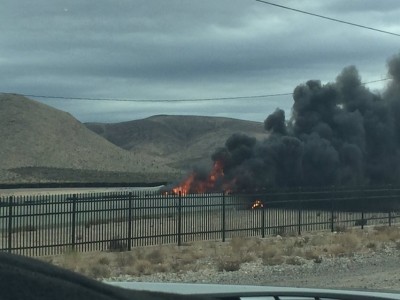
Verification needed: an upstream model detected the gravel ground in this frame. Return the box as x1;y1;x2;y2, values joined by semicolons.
104;247;400;291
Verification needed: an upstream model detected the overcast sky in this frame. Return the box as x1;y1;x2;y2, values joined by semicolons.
1;0;400;123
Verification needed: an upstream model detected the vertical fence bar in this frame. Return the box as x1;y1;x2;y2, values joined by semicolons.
7;196;13;253
361;211;365;229
361;189;365;230
298;199;302;236
222;191;226;242
71;194;77;251
389;211;392;227
177;191;182;246
330;196;334;233
128;192;132;251
261;201;265;238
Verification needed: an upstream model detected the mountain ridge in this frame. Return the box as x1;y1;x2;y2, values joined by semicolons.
0;94;179;183
85;114;267;170
0;93;267;184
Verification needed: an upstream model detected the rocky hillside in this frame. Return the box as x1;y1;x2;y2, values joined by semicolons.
0;94;178;183
0;93;267;184
86;115;267;170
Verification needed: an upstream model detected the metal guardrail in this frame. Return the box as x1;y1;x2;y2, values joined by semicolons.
0;187;399;256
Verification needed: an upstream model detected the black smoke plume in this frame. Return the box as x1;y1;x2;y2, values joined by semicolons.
213;53;400;191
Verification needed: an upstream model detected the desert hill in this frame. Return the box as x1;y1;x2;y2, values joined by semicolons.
0;94;178;183
0;93;267;184
85;115;266;170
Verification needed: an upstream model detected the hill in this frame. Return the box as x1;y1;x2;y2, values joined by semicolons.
85;115;267;170
0;94;179;184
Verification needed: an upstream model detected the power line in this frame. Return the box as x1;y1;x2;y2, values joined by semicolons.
18;92;293;103
255;0;400;38
3;78;389;103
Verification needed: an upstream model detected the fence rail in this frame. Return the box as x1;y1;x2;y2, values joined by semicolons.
1;187;400;256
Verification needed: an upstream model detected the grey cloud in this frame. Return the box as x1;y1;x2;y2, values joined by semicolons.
1;0;399;123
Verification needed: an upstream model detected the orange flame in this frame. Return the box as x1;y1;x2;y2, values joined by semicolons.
172;173;195;195
251;200;264;209
171;160;229;194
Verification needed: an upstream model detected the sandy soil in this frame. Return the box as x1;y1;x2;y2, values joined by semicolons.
104;248;400;291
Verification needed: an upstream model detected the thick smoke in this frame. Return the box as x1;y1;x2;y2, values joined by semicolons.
213;53;400;190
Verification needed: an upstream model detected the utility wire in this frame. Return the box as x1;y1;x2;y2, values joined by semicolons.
18;92;293;103
3;78;389;103
255;0;400;38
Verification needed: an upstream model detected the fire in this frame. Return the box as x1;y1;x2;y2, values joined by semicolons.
251;200;264;209
170;160;230;194
172;173;195;195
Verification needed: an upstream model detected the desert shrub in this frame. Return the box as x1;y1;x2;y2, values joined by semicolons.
333;224;347;232
293;237;307;248
309;235;327;246
145;248;164;264
154;263;169;273
229;236;246;250
303;249;319;260
59;249;81;271
168;260;183;273
86;264;111;279
261;245;284;266
215;256;241;272
313;256;323;263
264;255;285;266
329;244;347;257
285;256;303;265
97;256;111;265
373;226;400;242
132;248;145;260
395;241;400;250
283;243;296;256
334;233;361;254
285;231;298;237
133;259;153;275
115;252;134;267
228;236;255;262
273;226;286;236
366;242;377;250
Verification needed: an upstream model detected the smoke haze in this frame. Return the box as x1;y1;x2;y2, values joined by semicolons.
213;53;400;191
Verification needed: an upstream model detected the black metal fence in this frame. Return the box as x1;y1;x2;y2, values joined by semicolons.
1;186;400;256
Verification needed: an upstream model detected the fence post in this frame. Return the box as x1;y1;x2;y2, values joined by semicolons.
127;192;133;251
177;191;182;246
8;196;13;253
361;211;364;229
261;199;265;238
71;194;77;251
330;194;335;233
222;191;226;242
389;211;392;227
298;199;302;236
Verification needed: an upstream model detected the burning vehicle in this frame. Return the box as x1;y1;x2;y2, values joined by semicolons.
161;160;234;196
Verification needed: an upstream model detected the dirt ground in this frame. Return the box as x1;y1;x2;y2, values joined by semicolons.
102;248;400;291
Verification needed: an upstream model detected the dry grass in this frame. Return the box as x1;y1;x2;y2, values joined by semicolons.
371;226;400;242
215;256;241;272
261;244;284;266
40;225;400;279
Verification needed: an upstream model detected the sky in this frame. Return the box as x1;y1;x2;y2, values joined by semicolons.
1;0;400;123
